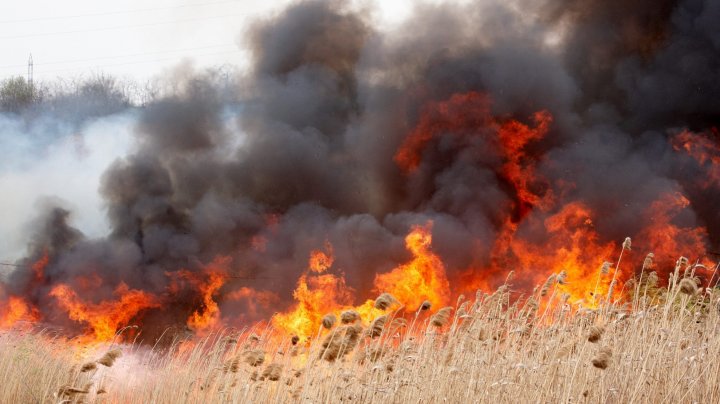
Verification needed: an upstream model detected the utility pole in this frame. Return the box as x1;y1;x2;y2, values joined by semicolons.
27;53;34;90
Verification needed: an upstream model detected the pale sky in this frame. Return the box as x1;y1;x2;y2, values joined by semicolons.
0;0;417;83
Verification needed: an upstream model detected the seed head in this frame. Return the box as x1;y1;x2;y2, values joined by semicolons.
97;349;122;367
261;363;283;381
374;293;399;311
587;325;604;343
322;314;336;329
244;349;265;367
368;315;388;338
540;274;556;297
591;346;612;369
420;300;432;311
647;271;658;287
678;277;698;295
430;307;454;327
643;253;654;269
80;362;97;372
340;310;360;324
622;237;631;251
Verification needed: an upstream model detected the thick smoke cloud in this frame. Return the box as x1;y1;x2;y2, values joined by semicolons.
2;0;719;340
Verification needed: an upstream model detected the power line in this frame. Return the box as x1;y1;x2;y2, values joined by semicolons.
32;50;242;76
0;14;248;40
0;44;237;70
0;0;243;24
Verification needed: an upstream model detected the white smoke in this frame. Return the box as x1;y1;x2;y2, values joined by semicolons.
0;112;136;260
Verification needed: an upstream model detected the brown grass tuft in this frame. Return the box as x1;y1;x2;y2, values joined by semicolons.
591;346;613;369
97;348;122;367
320;324;363;361
80;362;97;372
374;293;399;311
340;310;360;324
58;385;89;397
261;363;282;381
679;277;698;295
223;357;241;373
368;315;388;338
587;325;605;343
540;274;556;297
322;313;337;329
430;307;454;327
244;349;265;367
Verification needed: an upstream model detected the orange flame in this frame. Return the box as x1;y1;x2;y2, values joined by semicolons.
31;251;49;282
672;128;720;188
309;242;334;273
272;245;355;337
169;256;231;334
49;282;160;341
0;295;39;328
273;223;450;337
374;223;451;311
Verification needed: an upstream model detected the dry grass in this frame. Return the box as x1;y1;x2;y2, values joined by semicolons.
2;271;720;403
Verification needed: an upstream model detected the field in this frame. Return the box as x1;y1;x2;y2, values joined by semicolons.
1;266;719;404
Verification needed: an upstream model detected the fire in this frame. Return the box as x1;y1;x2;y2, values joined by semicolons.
1;91;716;345
0;295;38;328
497;110;554;216
374;223;451;311
477;202;618;305
226;287;280;319
636;192;712;271
395;92;494;172
49;282;160;342
169;256;231;334
399;91;712;306
672;128;720;188
273;223;450;338
31;251;49;282
272;246;356;337
395;91;552;215
309;242;334;273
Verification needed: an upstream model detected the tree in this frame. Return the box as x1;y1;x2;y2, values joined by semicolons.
0;76;38;113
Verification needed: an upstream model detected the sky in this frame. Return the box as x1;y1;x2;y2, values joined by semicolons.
0;0;417;83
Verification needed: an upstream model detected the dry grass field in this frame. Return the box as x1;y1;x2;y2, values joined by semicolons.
2;262;719;404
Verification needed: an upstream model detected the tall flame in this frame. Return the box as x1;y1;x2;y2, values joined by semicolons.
374;223;450;310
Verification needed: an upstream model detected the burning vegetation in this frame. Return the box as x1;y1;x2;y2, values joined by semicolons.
0;0;719;386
